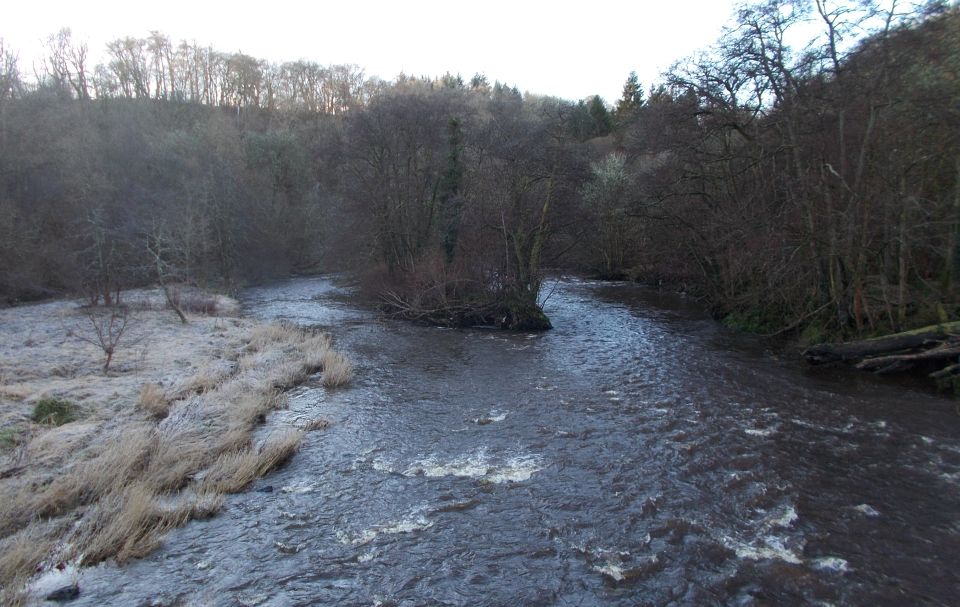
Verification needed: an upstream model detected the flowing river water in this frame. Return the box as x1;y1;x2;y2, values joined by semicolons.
72;277;960;606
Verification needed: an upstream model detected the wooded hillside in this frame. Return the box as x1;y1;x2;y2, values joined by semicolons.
1;0;956;339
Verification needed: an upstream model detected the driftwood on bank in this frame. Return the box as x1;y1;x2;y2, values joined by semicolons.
803;321;960;380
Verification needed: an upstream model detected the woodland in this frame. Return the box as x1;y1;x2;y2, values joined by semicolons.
1;0;957;342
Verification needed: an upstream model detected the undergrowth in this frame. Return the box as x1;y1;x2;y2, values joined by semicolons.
30;398;78;426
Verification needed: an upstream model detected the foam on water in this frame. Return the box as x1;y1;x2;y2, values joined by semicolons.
274;541;305;554
594;562;627;581
337;512;434;546
28;561;81;598
853;504;880;517
473;410;508;424
401;449;543;483
744;427;778;437
764;505;798;529
812;557;850;572
371;459;395;473
722;535;803;565
280;481;315;494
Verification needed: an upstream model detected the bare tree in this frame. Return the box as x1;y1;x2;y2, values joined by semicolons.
73;306;135;372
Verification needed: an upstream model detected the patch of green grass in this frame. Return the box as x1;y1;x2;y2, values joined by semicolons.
798;322;830;347
30;398;78;426
0;428;19;449
721;309;783;334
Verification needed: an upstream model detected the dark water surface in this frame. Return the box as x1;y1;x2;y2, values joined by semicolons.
74;277;960;606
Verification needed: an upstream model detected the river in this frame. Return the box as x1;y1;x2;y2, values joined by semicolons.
73;276;960;606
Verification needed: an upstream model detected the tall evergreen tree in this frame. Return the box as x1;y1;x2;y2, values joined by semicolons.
615;71;644;123
587;95;613;137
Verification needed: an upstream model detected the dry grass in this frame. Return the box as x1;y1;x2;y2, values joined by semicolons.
265;361;310;390
0;524;57;603
0;383;30;401
0;309;349;599
182;490;224;520
257;429;305;475
247;323;302;352
178;365;229;396
223;389;285;431
201;450;261;493
201;427;305;493
299;332;333;371
138;383;169;419
0;428;156;540
31;428;155;524
143;432;211;492
73;482;184;566
321;351;354;388
214;426;252;456
301;417;331;432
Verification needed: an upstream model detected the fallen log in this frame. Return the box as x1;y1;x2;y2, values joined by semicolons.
930;362;960;380
855;340;960;373
802;321;960;364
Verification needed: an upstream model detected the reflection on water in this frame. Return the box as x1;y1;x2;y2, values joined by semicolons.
73;277;960;606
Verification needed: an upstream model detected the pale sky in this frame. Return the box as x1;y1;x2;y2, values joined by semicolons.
4;0;741;102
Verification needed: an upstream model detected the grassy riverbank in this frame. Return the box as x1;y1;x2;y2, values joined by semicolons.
0;289;352;604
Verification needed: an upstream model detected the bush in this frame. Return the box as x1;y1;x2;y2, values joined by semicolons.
31;398;78;426
170;288;219;315
721;309;783;334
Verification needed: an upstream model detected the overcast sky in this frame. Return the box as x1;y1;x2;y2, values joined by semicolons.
4;0;741;102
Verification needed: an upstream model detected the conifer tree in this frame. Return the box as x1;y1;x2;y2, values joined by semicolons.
615;71;644;123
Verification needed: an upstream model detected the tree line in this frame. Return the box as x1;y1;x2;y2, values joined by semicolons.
584;0;959;341
1;0;957;340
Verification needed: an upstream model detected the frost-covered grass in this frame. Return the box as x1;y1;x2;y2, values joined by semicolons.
0;289;351;602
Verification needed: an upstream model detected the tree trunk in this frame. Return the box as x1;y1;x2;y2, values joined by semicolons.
804;321;960;364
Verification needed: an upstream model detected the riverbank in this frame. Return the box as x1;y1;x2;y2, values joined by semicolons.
0;288;352;604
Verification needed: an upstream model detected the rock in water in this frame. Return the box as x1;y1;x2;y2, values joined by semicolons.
46;584;80;601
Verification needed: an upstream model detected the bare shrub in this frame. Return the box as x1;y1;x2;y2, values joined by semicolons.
138;383;169;419
169;287;219;315
72;306;136;372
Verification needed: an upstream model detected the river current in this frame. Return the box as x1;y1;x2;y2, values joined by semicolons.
73;277;960;606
